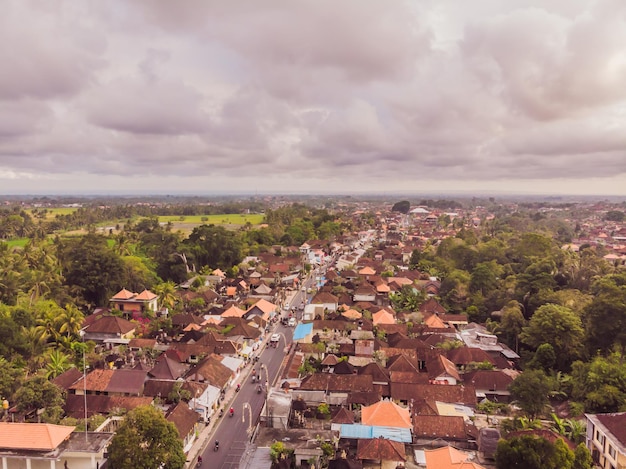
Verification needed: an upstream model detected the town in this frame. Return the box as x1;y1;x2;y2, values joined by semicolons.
0;195;624;469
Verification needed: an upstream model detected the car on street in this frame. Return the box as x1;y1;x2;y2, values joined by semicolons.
270;333;280;342
288;317;296;327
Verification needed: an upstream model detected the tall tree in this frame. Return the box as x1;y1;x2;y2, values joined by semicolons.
520;304;584;371
107;405;185;469
509;369;551;419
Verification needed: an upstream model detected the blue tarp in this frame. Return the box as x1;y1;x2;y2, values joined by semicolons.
293;322;313;341
339;424;412;443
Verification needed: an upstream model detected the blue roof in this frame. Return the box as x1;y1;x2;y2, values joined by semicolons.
292;323;313;341
339;424;412;443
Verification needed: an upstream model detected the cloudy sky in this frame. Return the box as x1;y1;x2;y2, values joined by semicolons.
2;0;626;195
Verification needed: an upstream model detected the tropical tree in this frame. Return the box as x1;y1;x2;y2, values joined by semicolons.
496;434;574;469
520;304;584;370
44;348;74;379
153;281;178;312
509;369;551;419
56;304;85;338
14;374;66;423
107;405;185;469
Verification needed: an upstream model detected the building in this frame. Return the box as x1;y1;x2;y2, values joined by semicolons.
586;412;626;469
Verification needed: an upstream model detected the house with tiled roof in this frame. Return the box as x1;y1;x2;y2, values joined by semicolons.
110;288;158;313
361;400;412;429
372;309;395;326
356;437;406;467
390;383;477;407
81;315;136;342
585;412;626;469
69;369;147;396
464;370;516;402
0;422;112;468
166;402;200;452
311;291;339;312
423;445;486;469
185;354;233;391
426;355;461;385
413;415;477;447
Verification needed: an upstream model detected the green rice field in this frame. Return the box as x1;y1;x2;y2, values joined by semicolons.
157;214;264;225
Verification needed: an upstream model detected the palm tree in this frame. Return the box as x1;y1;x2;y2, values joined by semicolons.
153;281;178;312
57;304;85;338
45;349;74;379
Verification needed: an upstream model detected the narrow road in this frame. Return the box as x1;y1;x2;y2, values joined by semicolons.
198;323;294;468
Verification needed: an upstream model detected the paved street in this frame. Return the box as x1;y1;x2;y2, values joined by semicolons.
196;322;294;468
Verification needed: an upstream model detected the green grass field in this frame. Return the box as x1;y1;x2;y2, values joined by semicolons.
2;238;30;248
157;214;265;225
26;207;78;219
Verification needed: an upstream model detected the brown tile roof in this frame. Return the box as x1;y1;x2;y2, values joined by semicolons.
464;370;513;391
143;379;176;398
69;369;146;395
413;415;471;440
128;338;157;349
447;347;496;366
0;423;74;451
356;437;406;461
389;371;429;384
596;412;626;447
166;402;198;439
186;354;233;389
149;356;189;380
311;292;339;304
358;362;390;383
51;368;83;390
386;354;420;373
84;315;135;334
419;298;447;314
426;355;461;382
390;383;477;405
64;394;153;418
299;373;373;393
347;391;381;406
332;407;355;424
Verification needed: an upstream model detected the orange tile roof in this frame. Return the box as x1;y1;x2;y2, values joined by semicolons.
135;289;157;300
221;305;247;318
247;298;277;315
0;422;75;451
361;401;412;428
424;446;486;469
373;309;396;326
111;288;135;300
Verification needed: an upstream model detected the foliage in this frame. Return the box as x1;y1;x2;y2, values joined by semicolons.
391;200;410;214
570;352;626;413
317;402;330;418
389;285;425;312
520;304;584;371
495;435;575;469
509;369;551;419
573;443;593;469
270;441;291;463
56;234;126;307
107;405;185;469
14;374;65;423
605;210;625;222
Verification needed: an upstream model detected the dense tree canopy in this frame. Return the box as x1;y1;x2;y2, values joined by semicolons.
520;304;584;370
107;405;185;469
